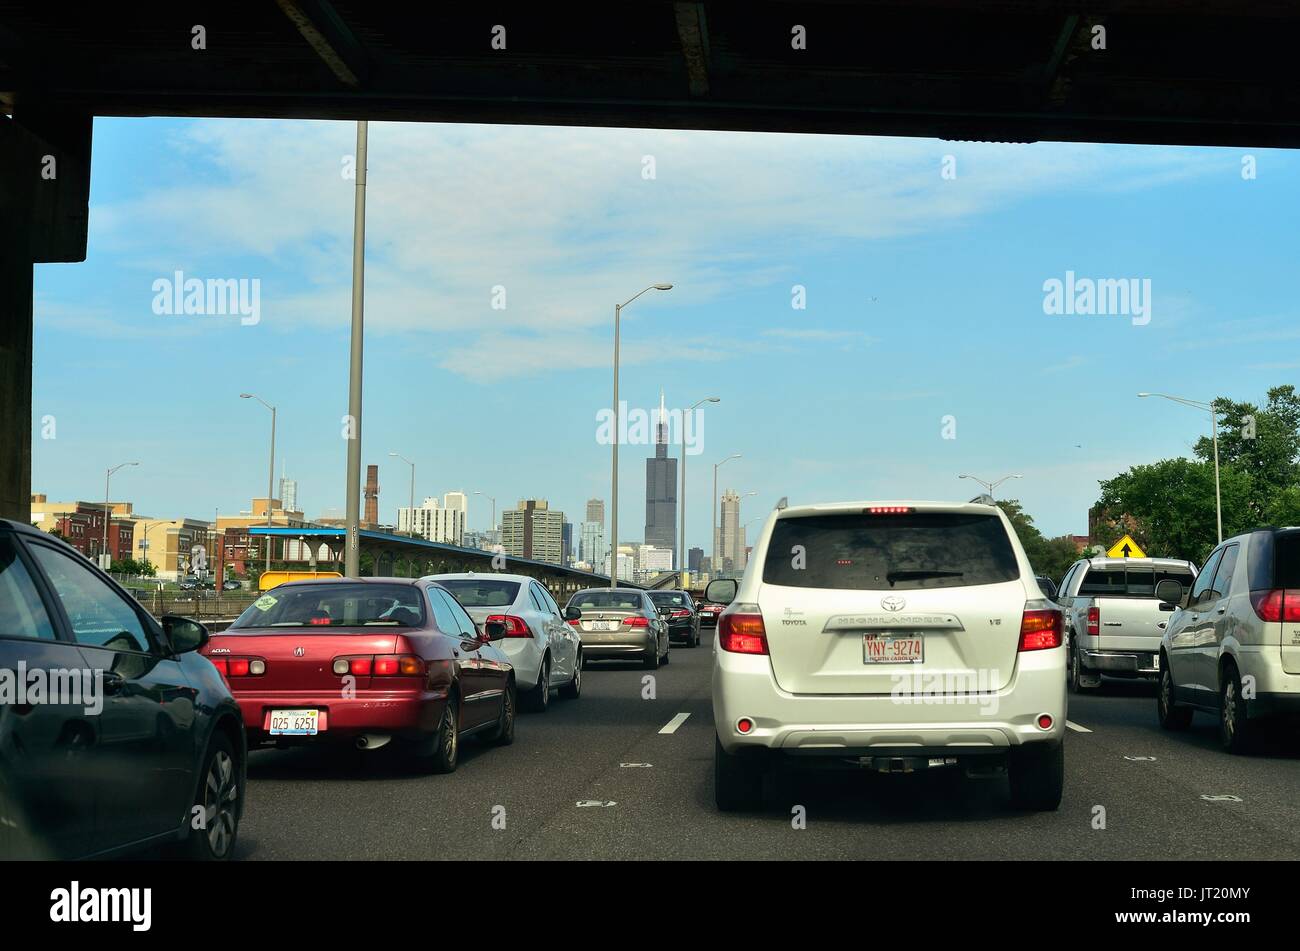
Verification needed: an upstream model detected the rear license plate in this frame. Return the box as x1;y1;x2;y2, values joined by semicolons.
588;621;618;632
863;633;924;664
1151;653;1160;669
269;709;320;736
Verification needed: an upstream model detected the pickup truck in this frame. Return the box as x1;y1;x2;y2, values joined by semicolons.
1056;556;1198;692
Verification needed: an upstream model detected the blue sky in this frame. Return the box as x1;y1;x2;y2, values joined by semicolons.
31;117;1300;549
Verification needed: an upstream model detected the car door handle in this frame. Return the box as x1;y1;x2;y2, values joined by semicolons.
101;671;126;694
1217;607;1227;614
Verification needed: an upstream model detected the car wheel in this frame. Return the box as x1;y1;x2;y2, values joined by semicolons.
1219;664;1255;754
714;735;764;811
559;654;582;699
662;638;670;665
1156;660;1193;731
425;697;460;774
524;656;551;712
1068;642;1098;693
1007;741;1064;811
642;646;659;669
178;731;241;860
487;681;516;746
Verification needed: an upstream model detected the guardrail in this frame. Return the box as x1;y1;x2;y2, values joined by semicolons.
128;589;260;619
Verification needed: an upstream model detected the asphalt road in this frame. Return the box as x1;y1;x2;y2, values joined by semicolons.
234;630;1300;860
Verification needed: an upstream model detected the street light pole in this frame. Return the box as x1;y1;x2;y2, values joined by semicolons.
241;393;277;572
712;453;741;576
609;283;673;587
680;396;720;586
390;452;415;536
344;119;369;577
958;473;1022;499
1138;392;1223;542
102;461;138;568
473;491;496;538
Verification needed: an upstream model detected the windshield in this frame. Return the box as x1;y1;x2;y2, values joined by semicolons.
763;512;1019;590
436;579;521;608
568;590;644;611
229;583;425;628
1078;567;1195;598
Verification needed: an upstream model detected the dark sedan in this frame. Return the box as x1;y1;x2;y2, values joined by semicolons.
648;590;700;648
0;519;245;860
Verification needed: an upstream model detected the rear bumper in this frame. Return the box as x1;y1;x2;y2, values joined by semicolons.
231;688;448;745
1081;648;1160;677
699;613;720;627
667;621;696;641
713;646;1067;756
579;631;656;658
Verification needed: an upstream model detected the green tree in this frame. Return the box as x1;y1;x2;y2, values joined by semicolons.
996;499;1078;579
1193;385;1300;522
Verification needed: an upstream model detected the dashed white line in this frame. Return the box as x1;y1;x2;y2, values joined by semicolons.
659;712;690;734
1066;720;1092;733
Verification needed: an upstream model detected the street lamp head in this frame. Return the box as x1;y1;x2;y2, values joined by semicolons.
706;396;720;403
653;283;673;291
958;474;971;480
239;393;253;399
1137;392;1151;398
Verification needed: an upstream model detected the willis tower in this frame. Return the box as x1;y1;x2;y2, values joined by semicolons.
644;389;677;559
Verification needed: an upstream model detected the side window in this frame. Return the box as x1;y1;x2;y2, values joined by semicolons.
1209;544;1240;601
1189;548;1224;607
0;537;57;641
527;584;547;613
535;583;561;617
28;544;151;652
1057;565;1078;600
436;589;477;639
426;587;459;634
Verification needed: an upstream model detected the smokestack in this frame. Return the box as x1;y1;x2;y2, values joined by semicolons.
364;464;379;527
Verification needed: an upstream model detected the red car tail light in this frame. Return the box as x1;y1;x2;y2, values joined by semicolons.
1251;589;1300;622
1020;608;1063;652
566;618;581;626
867;506;915;515
309;616;332;626
373;654;424;677
624;616;650;628
211;656;265;678
1086;606;1100;636
670;608;691;618
719;606;768;655
486;614;532;637
333;656;373;676
209;658;227;676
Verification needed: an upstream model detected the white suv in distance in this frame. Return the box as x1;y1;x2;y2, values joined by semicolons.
1156;527;1300;753
707;500;1066;812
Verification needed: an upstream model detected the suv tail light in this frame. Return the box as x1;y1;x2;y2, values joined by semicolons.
486;614;532;637
1250;589;1300;622
1086;606;1100;636
624;616;650;628
719;605;769;655
1019;608;1063;652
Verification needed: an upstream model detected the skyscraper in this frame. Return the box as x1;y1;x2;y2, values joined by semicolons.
718;488;742;572
580;520;605;567
644;389;677;560
278;463;298;514
501;499;565;564
585;498;605;525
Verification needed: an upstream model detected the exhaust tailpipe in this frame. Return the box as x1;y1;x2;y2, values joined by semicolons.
355;733;391;750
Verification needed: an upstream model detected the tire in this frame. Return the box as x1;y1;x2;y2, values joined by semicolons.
1068;641;1098;693
1156;659;1193;731
424;698;460;773
1219;664;1256;754
661;639;670;665
524;656;551;712
559;654;582;699
714;735;764;811
487;681;516;746
1007;741;1064;811
177;730;241;860
642;646;659;669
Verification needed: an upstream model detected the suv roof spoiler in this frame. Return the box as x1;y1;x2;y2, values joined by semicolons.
969;493;997;505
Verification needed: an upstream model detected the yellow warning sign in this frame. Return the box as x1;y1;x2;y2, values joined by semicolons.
1107;535;1147;559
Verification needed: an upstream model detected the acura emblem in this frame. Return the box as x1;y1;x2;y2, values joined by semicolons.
881;596;906;612
294;646;306;656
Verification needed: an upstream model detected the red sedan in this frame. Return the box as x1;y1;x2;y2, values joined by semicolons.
697;601;725;627
203;577;515;772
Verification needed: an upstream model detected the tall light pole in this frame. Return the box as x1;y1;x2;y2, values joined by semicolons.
1138;392;1223;542
473;491;496;538
344;119;369;577
390;452;415;536
102;461;138;568
610;282;673;587
679;396;720;586
712;453;741;575
959;473;1022;499
241;392;277;572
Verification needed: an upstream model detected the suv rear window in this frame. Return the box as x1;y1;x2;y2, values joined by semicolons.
1274;532;1300;588
762;511;1019;591
1077;567;1195;598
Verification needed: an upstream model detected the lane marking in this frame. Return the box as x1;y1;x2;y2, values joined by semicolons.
1066;720;1092;733
620;763;653;768
576;800;617;808
1200;794;1243;803
659;712;690;734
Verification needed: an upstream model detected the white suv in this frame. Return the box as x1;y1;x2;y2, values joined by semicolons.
706;500;1066;812
1156;527;1300;752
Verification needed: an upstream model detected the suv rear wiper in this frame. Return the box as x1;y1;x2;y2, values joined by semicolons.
885;569;964;587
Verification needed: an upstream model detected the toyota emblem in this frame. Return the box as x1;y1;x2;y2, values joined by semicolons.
881;595;906;612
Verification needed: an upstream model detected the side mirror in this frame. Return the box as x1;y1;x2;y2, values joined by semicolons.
705;579;738;606
484;620;507;641
1155;579;1185;610
564;605;582;621
163;615;209;654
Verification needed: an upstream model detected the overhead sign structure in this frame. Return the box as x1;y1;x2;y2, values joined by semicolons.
1107;535;1147;559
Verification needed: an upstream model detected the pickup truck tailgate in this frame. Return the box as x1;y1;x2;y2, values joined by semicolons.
1094;596;1174;651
